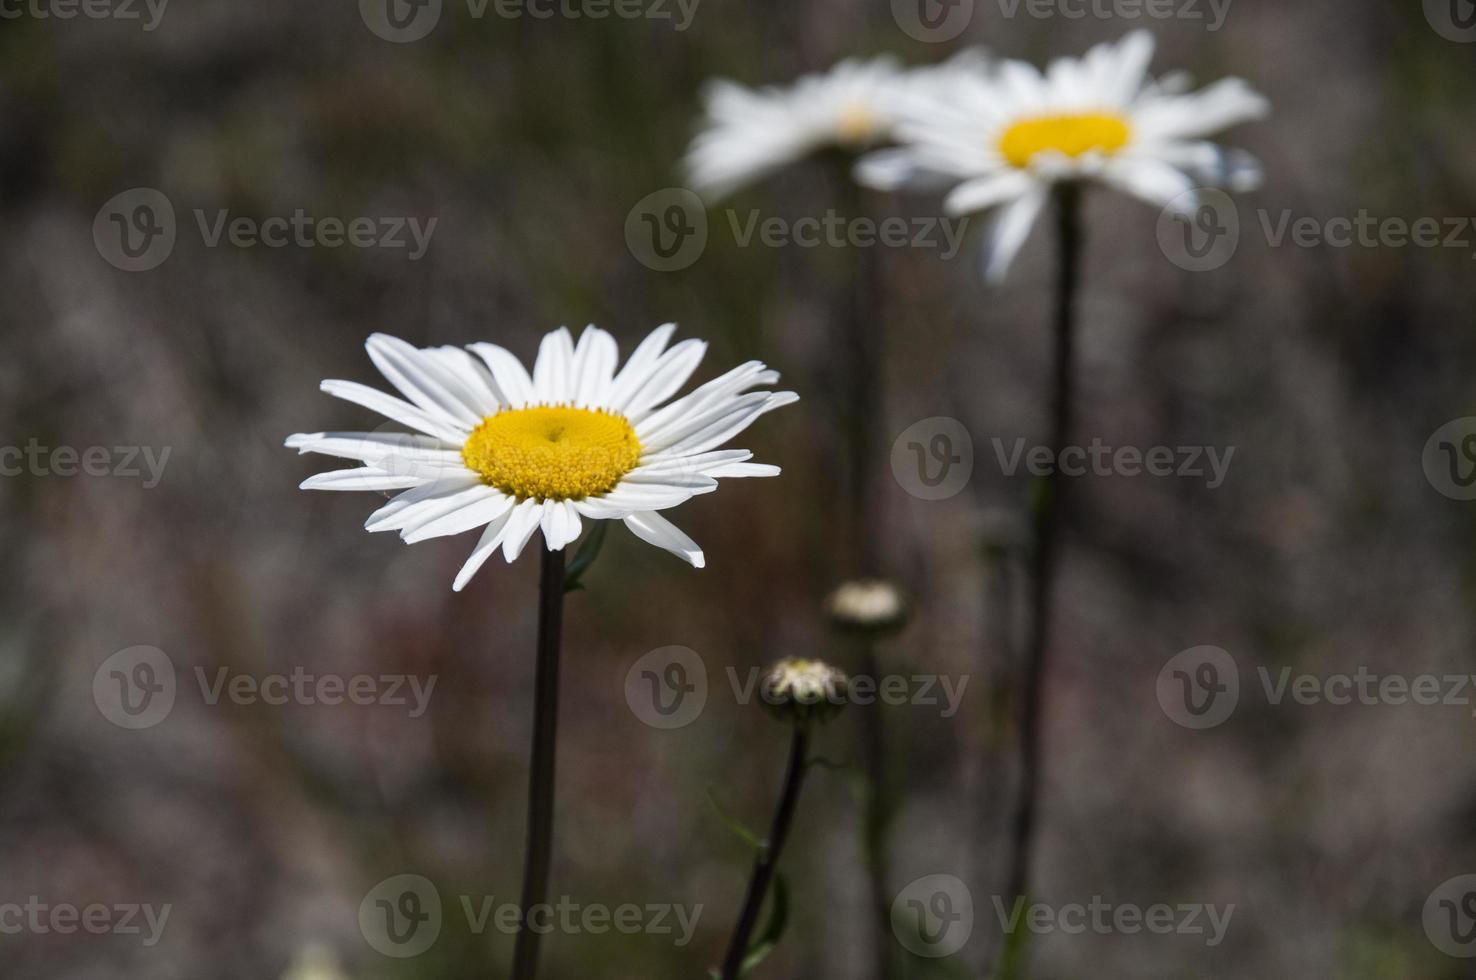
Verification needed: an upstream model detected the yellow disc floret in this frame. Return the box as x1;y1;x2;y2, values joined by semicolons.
998;112;1131;169
836;102;880;145
461;404;641;501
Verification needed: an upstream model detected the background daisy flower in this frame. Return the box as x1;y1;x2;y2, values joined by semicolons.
682;56;912;202
287;324;795;590
857;31;1269;281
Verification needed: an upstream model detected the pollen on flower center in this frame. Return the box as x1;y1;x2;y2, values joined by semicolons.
836;102;880;144
997;112;1132;168
461;404;641;502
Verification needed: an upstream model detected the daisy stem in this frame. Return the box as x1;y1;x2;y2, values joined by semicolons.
719;725;811;980
511;544;567;980
1003;181;1081;923
833;161;894;980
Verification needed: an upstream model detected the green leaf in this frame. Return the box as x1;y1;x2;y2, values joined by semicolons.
705;785;763;852
562;521;608;593
738;873;789;976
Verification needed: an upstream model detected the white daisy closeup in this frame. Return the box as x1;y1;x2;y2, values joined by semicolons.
856;31;1269;281
683;56;916;202
286;324;796;591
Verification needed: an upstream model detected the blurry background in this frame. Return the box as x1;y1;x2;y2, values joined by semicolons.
3;0;1476;977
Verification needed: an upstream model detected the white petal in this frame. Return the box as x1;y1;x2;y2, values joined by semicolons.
299;467;427;492
982;186;1048;284
401;489;513;543
501;499;544;562
605;323;677;410
365;477;486;532
570;325;620;408
285;431;459;462
623;511;705;568
319;380;469;444
532;327;576;404
452;507;519;592
366;334;485;428
620;340;708;420
468;342;538;408
944;171;1035;216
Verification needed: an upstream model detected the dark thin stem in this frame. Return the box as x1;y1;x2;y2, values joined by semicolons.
1003;182;1082;917
720;727;812;980
834;163;884;576
511;545;567;980
832;160;892;980
858;642;892;979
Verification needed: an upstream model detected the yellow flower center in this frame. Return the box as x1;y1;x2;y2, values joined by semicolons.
836;102;880;144
461;405;641;501
997;112;1132;168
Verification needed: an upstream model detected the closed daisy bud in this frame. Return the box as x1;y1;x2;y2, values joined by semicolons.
760;658;849;726
825;578;909;633
281;945;348;980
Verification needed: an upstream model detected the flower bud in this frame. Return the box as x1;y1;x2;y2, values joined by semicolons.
760;658;849;726
825;578;909;633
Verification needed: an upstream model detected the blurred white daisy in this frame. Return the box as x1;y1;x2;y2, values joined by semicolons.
857;31;1269;281
287;325;795;590
683;56;917;202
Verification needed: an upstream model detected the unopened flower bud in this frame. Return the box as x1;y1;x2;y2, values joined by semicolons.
760;658;848;726
825;578;909;633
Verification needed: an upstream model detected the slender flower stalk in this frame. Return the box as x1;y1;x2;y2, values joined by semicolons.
719;659;847;979
1003;182;1081;919
511;545;567;980
720;726;810;980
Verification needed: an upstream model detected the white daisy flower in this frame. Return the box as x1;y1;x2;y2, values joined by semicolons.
683;55;916;202
857;31;1269;281
286;324;796;591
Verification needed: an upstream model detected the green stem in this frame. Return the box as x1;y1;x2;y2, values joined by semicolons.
1003;181;1082;925
511;545;566;980
719;727;811;980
